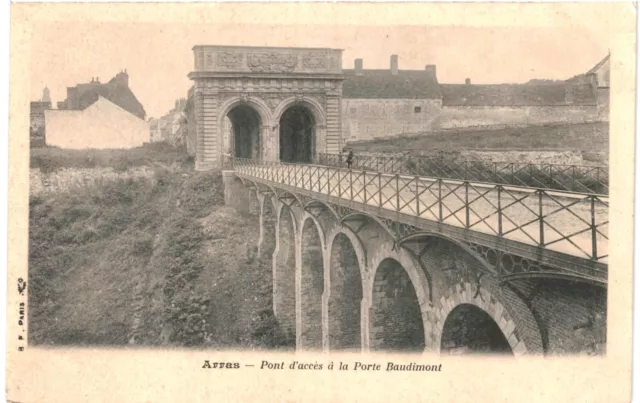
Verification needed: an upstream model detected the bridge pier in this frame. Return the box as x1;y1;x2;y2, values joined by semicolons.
221;171;252;214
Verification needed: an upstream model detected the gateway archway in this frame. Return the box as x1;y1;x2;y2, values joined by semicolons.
279;105;315;163
227;104;261;159
189;45;343;170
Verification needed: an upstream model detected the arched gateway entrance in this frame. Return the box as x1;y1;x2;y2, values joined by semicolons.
279;105;315;163
227;105;261;159
189;45;343;171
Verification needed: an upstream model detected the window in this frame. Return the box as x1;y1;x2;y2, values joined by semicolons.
414;106;422;113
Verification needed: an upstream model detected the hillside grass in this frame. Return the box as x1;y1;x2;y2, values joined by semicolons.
348;122;609;155
29;168;289;349
30;142;193;173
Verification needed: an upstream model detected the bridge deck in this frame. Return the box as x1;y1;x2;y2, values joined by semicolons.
232;158;608;273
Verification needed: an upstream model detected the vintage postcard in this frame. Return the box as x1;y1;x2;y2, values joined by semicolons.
6;2;636;402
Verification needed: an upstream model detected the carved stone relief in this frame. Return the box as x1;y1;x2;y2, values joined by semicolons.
265;94;289;111
216;52;244;70
247;53;298;72
301;54;327;70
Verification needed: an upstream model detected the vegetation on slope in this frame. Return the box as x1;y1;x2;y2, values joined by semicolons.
30;142;193;173
348;122;609;156
29;166;289;349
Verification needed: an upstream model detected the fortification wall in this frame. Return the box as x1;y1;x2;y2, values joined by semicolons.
341;99;442;142
435;105;600;130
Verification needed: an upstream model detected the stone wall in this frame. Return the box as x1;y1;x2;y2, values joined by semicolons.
529;281;606;355
30;166;157;197
340;100;604;143
435;105;600;130
341;99;442;142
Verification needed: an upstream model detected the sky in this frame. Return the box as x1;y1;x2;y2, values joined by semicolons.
29;22;609;119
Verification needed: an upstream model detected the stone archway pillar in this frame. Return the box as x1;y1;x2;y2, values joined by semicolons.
325;95;343;155
194;91;221;171
262;125;278;161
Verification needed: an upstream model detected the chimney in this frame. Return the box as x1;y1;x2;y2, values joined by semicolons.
96;77;100;84
115;70;129;87
425;65;437;80
355;58;363;75
465;78;471;85
42;87;51;103
390;54;398;75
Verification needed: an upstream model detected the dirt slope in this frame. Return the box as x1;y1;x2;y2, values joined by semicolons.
29;168;287;348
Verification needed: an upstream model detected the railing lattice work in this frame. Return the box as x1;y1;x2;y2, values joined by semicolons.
231;157;608;264
318;153;609;196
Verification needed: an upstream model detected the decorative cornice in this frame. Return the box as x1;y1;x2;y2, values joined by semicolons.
188;71;345;81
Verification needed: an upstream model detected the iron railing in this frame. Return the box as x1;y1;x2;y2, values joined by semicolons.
318;153;609;196
231;157;608;263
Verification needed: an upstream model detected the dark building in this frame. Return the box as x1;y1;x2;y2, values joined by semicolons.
57;70;146;120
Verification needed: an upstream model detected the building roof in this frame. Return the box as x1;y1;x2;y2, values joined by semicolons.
342;69;442;99
63;72;146;120
440;83;572;106
587;54;610;75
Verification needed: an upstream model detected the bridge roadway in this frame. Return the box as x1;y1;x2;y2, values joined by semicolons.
233;158;608;282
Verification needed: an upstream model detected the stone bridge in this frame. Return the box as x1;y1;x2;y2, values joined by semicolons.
222;161;608;356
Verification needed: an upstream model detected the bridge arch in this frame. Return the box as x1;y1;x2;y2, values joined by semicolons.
218;96;273;160
326;227;367;351
276;190;303;209
273;204;298;348
365;239;431;353
400;232;497;275
298;215;326;350
341;212;398;243
303;200;340;222
434;283;530;356
368;258;426;353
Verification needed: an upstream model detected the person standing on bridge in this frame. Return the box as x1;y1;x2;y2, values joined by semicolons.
346;148;354;170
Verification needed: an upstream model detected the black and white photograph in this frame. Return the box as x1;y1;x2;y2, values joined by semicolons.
6;2;636;402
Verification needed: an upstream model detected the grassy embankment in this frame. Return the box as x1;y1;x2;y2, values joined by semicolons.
30;142;192;173
348;122;609;161
29;144;289;349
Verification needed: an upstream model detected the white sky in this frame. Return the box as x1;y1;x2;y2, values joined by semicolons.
29;22;609;119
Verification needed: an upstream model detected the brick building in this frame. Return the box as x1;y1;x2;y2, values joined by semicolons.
57;70;146;120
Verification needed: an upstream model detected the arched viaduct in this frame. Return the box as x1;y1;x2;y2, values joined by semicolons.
223;173;607;356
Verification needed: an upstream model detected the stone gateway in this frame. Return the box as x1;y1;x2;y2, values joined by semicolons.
188;45;344;170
